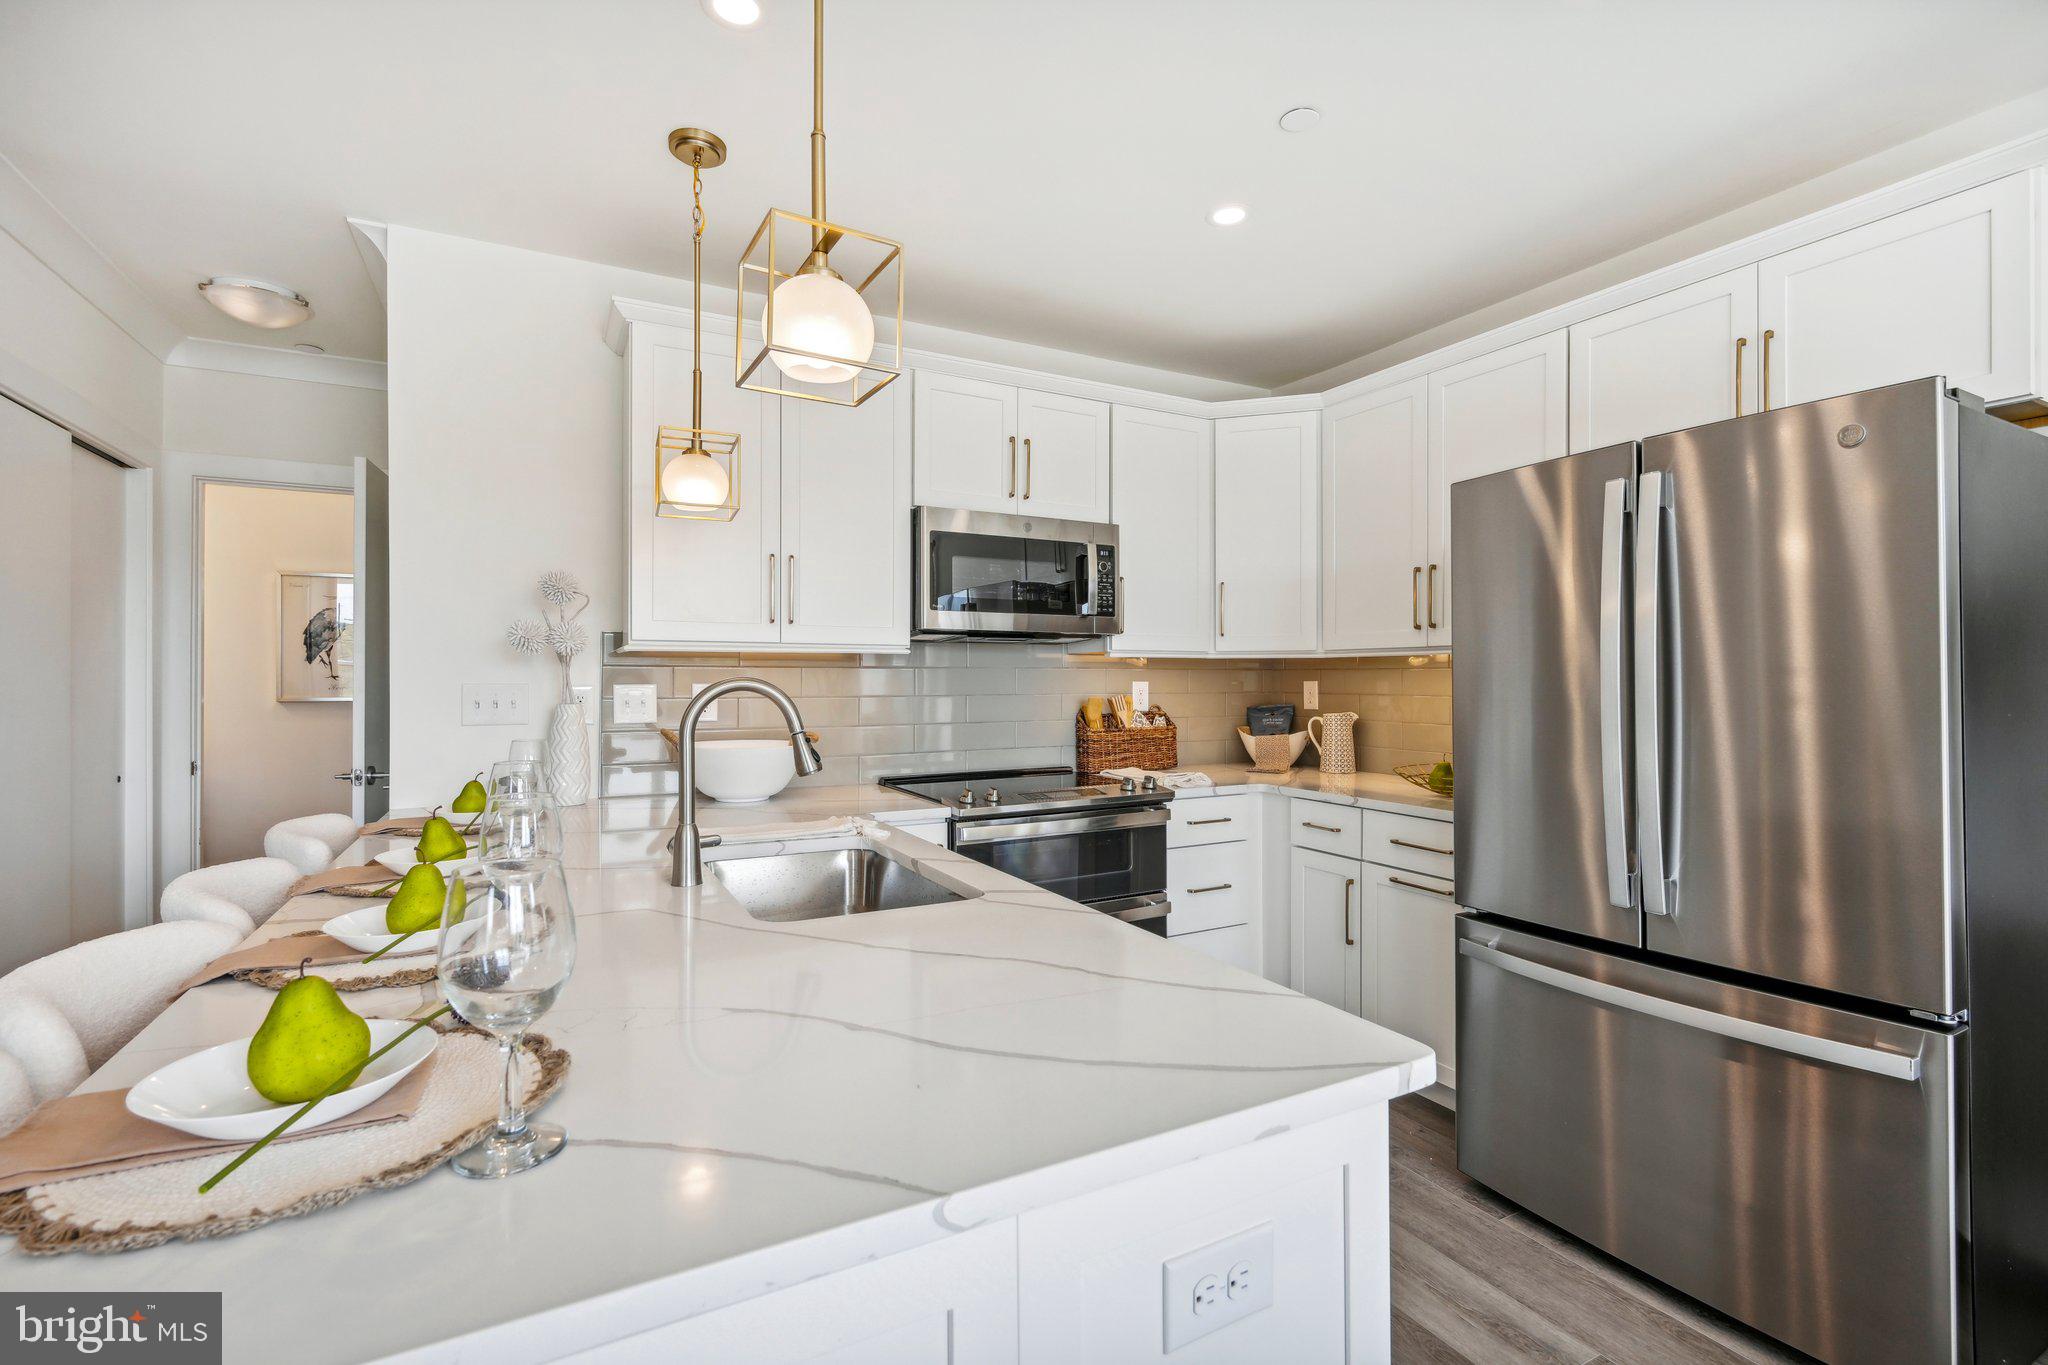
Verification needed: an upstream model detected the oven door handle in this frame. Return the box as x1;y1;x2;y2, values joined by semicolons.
1092;892;1171;924
952;806;1170;845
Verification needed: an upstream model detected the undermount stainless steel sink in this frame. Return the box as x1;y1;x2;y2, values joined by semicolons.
712;847;968;922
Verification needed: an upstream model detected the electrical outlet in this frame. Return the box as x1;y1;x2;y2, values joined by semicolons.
1162;1222;1275;1352
1132;680;1150;712
690;682;720;722
1304;680;1320;710
613;683;657;724
461;684;531;726
572;684;596;714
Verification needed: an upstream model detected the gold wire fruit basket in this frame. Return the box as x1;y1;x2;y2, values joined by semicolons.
1394;759;1454;797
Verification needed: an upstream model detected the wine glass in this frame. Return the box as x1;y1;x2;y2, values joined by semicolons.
438;856;578;1178
488;758;542;801
476;789;563;862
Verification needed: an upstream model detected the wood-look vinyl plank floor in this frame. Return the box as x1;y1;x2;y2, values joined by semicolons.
1389;1095;1813;1365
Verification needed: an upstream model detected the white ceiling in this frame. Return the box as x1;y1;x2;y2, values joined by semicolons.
6;0;2048;389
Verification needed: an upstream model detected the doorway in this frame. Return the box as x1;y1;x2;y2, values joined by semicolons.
196;483;355;864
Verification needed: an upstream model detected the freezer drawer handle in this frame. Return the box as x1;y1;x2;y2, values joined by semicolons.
1457;939;1921;1081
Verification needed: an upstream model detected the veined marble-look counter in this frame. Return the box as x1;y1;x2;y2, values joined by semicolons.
1158;764;1454;817
4;805;1433;1363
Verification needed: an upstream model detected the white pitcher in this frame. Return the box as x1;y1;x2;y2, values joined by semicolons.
1306;711;1359;774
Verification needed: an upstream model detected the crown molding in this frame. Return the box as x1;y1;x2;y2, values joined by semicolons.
166;336;387;390
0;151;183;362
348;217;388;306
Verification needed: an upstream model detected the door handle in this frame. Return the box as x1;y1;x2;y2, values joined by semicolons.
1633;470;1676;918
1412;566;1422;631
787;554;796;624
1390;874;1455;898
332;770;360;785
1734;336;1747;415
1023;436;1032;500
1343;876;1355;947
1301;820;1344;834
1388;836;1453;856
1599;477;1636;910
1761;329;1775;410
767;553;778;624
1426;564;1439;630
1186;883;1233;894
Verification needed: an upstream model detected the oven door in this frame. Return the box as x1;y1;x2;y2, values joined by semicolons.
952;806;1167;923
915;506;1119;639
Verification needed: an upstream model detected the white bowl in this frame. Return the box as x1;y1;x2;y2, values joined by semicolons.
321;903;440;957
692;738;799;803
125;1019;438;1141
1238;729;1310;766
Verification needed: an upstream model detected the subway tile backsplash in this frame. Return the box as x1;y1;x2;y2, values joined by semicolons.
597;633;1451;802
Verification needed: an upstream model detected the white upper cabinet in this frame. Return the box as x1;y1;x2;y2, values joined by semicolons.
913;372;1109;521
1323;378;1429;654
1109;407;1212;656
912;372;1017;513
1760;171;2037;410
1570;266;1760;452
1214;411;1320;654
1427;329;1569;649
1015;389;1111;523
781;381;913;649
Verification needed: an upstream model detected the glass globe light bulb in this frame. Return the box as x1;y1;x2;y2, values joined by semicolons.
766;271;875;384
659;449;731;508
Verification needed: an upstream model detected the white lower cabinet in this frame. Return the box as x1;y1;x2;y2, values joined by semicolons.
1166;839;1252;936
1290;848;1364;1015
1361;865;1459;1091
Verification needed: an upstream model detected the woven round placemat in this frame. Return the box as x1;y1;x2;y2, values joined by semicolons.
0;1024;569;1255
324;880;398;899
238;931;436;994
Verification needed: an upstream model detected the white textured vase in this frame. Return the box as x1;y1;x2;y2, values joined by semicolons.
546;699;589;807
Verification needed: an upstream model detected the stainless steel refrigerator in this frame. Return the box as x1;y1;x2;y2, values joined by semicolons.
1451;377;2048;1364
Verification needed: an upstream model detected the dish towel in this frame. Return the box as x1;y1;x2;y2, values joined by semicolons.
1096;768;1214;790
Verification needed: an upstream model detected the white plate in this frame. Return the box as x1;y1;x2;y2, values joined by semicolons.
372;844;477;877
125;1019;438;1141
321;903;440;957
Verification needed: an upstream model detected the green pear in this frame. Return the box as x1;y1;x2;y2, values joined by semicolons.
415;809;468;864
451;774;488;816
1427;759;1454;793
385;863;449;935
246;964;372;1104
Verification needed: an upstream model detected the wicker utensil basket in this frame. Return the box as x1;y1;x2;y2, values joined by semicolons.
1076;706;1177;775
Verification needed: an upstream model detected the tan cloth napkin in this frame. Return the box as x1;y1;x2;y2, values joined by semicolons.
1243;728;1297;774
178;933;366;996
288;864;399;898
359;815;429;836
0;1056;435;1194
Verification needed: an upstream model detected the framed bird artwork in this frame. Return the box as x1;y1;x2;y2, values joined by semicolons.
278;571;355;702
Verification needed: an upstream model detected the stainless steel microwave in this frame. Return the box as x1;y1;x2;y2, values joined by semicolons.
912;506;1121;641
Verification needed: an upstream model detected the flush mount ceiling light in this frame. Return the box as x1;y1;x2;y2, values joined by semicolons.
735;0;903;407
197;276;311;328
701;0;762;28
293;343;325;354
657;127;742;522
1277;106;1321;133
1208;204;1249;227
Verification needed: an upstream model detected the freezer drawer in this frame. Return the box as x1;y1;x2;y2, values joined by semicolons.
1455;916;1962;1365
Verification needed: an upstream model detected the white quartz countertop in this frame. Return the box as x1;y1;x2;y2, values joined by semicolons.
1159;764;1454;816
5;807;1434;1363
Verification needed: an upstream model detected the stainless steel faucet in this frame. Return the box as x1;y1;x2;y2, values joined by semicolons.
671;677;823;887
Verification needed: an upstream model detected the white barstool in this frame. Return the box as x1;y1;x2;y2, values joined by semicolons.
159;857;301;936
0;920;243;1135
263;812;359;875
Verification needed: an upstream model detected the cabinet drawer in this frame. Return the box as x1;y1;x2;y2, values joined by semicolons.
1168;793;1254;848
1167;840;1253;936
1290;799;1363;858
1359;808;1455;882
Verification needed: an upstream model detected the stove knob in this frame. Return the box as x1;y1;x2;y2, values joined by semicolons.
1142;774;1160;792
985;787;1001;805
959;788;977;807
1120;776;1138;795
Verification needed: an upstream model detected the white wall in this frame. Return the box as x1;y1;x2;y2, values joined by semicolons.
164;365;387;468
0;227;162;463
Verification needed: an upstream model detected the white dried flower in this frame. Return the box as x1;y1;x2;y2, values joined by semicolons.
546;622;589;658
506;619;547;654
538;570;582;606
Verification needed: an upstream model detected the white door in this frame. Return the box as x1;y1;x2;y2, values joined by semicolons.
1570;266;1760;452
1363;866;1459;1090
1291;849;1363;1015
1760;171;2037;409
1015;389;1110;522
1108;407;1211;655
912;371;1018;513
1214;411;1319;654
351;457;390;822
629;321;783;645
2;398;74;971
1323;379;1429;653
70;447;125;945
781;381;913;648
1427;329;1569;648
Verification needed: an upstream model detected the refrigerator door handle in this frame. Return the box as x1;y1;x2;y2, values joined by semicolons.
1457;938;1922;1081
1633;470;1675;917
1599;477;1635;909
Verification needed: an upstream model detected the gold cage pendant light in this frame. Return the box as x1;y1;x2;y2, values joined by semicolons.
658;128;743;521
736;0;903;408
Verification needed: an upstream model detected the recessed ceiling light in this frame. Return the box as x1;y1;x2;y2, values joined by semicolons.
702;0;762;27
1208;205;1248;227
1278;106;1322;133
293;343;326;354
197;276;311;329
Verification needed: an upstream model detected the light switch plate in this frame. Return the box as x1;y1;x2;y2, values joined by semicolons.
1132;680;1150;712
613;684;657;724
1162;1222;1274;1352
461;683;532;726
1304;681;1320;710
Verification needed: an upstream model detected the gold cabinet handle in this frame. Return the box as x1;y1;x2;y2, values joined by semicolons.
1302;820;1344;834
1007;435;1017;498
1023;436;1032;500
1389;836;1454;856
1186;817;1233;827
1734;335;1748;415
1390;874;1456;899
1426;564;1439;630
787;554;796;623
1343;876;1356;946
1187;883;1233;895
1761;329;1774;410
767;554;778;624
1412;566;1422;631
1218;581;1226;638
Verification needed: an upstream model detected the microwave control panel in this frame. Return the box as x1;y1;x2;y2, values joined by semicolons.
1093;545;1117;615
